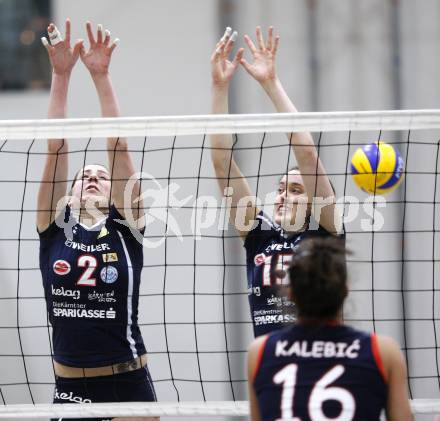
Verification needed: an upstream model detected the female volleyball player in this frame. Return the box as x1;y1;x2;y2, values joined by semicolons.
38;20;157;421
247;237;413;421
210;26;343;337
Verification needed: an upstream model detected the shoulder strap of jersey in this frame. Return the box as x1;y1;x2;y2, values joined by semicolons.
252;335;270;384
371;333;388;383
37;205;73;241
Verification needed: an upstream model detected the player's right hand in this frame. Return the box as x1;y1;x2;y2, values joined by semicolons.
41;19;83;76
240;26;280;85
211;27;243;88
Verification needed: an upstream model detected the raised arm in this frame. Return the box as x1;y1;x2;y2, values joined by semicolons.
37;20;83;233
240;27;341;235
210;29;258;239
80;22;144;230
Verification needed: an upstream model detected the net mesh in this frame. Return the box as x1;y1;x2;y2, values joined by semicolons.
0;111;439;418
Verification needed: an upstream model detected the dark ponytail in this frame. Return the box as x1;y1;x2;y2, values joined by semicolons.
288;237;347;319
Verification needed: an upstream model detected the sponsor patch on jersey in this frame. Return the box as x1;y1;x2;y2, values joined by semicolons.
267;294;283;306
254;313;296;326
53;307;116;319
88;290;116;303
97;226;109;239
106;308;116;319
64;240;110;252
254;253;266;266
53;260;71;276
52;285;80;300
100;265;118;284
248;286;261;296
102;252;118;263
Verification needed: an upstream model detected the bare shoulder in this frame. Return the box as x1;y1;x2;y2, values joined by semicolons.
248;335;269;354
376;335;412;421
376;335;402;357
375;334;405;374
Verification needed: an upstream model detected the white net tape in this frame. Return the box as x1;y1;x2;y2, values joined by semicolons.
1;110;440;418
0;400;438;418
0;402;248;418
1;109;440;139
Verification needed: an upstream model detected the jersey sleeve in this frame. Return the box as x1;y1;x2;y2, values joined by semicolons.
252;335;270;383
244;211;279;257
37;206;72;248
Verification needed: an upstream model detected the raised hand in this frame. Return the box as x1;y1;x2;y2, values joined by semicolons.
240;26;280;84
211;27;244;88
41;19;83;76
80;22;119;77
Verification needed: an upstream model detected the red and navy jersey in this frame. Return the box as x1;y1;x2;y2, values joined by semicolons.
253;325;387;421
38;205;146;367
244;211;339;337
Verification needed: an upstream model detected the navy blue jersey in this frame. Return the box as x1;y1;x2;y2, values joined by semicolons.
253;325;387;421
39;205;146;367
244;211;339;337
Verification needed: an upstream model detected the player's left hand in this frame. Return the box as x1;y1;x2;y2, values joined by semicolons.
240;26;280;84
80;21;119;77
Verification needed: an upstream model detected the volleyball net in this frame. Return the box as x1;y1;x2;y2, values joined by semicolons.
0;110;439;419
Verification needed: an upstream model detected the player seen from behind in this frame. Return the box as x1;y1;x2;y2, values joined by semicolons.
247;237;412;421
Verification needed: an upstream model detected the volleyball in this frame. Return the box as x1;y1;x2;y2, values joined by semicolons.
351;141;405;194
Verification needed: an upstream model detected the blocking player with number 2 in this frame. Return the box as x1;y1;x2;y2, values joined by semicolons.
38;20;157;421
210;26;343;337
248;237;412;421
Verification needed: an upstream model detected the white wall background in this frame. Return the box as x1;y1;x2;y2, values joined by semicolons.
1;1;440;420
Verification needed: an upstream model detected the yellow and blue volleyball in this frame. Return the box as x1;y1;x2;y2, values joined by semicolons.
351;141;404;195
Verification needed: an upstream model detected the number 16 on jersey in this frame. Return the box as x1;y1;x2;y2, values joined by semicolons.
273;364;355;421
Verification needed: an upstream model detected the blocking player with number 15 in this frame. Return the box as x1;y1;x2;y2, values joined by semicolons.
210;26;344;337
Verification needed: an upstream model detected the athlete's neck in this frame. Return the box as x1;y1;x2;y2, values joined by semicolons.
279;219;309;237
73;208;109;227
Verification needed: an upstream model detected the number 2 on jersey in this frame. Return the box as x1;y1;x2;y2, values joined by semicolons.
273;364;355;421
77;255;97;286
